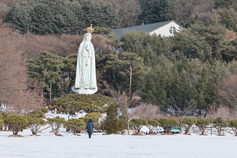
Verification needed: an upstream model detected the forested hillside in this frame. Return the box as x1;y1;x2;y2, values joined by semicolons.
0;0;237;116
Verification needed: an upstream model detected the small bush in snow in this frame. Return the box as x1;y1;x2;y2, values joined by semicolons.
64;119;85;135
47;116;66;135
158;117;179;133
27;107;48;118
0;115;3;128
4;114;28;135
196;118;212;135
130;118;147;134
182;117;197;134
26;116;46;135
229;119;237;136
213;117;228;135
147;120;159;133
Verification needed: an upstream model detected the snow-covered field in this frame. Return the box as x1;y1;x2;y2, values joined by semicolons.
1;128;237;158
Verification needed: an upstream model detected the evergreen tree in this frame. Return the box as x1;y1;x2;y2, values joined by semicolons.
141;66;168;110
104;104;124;133
189;22;234;61
118;51;144;100
220;9;237;32
169;68;195;115
61;54;77;94
6;3;32;33
195;68;217;110
144;0;163;23
26;51;64;101
215;0;234;9
30;3;53;35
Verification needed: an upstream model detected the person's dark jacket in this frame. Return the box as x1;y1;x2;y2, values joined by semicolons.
86;120;94;134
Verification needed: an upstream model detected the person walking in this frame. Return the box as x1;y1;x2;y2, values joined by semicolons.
86;119;94;138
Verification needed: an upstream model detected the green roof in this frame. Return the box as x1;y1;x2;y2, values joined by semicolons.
113;20;174;38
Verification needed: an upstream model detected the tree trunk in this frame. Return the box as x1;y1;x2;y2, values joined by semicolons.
112;62;120;100
129;60;132;100
127;120;129;135
50;82;52;102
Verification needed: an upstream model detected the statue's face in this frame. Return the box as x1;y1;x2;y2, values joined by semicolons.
85;34;92;42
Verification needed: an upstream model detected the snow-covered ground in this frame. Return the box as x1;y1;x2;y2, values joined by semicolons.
1;111;237;158
1;128;237;158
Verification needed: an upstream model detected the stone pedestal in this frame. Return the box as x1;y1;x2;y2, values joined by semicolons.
72;85;98;94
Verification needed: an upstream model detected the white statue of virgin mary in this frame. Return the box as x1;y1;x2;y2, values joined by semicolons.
72;25;98;94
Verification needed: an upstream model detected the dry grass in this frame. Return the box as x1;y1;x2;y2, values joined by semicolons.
131;133;144;136
8;135;24;137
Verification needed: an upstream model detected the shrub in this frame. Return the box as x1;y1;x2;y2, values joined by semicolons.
0;112;9;130
26;116;46;135
69;109;76;115
56;105;64;113
196;118;212;135
229;119;237;136
64;107;69;114
64;119;85;135
130;118;148;134
47;116;66;135
104;104;125;133
158;117;179;133
83;112;102;123
4;114;28;135
0;115;3;128
182;117;197;134
213;117;228;135
40;107;49;114
54;94;116;112
147;120;160;133
27;110;44;118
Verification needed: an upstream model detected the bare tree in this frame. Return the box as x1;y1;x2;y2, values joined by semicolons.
132;103;162;120
211;106;237;122
118;92;134;135
0;22;26;105
0;22;44;113
169;95;196;116
112;0;142;27
217;74;237;110
0;0;15;7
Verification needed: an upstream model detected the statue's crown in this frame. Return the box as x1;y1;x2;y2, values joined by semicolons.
87;24;94;34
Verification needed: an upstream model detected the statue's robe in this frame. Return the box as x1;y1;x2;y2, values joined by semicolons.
75;33;97;90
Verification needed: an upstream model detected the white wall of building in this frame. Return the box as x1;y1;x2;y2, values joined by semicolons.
149;21;182;37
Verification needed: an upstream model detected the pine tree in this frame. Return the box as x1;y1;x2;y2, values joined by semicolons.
6;3;32;34
118;51;144;100
145;0;163;23
104;104;124;134
195;68;217;110
27;51;64;101
141;66;168;110
30;3;53;35
61;54;77;94
169;68;195;115
215;0;234;9
220;9;237;32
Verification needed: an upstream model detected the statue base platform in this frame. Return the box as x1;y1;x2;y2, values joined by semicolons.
72;86;98;94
